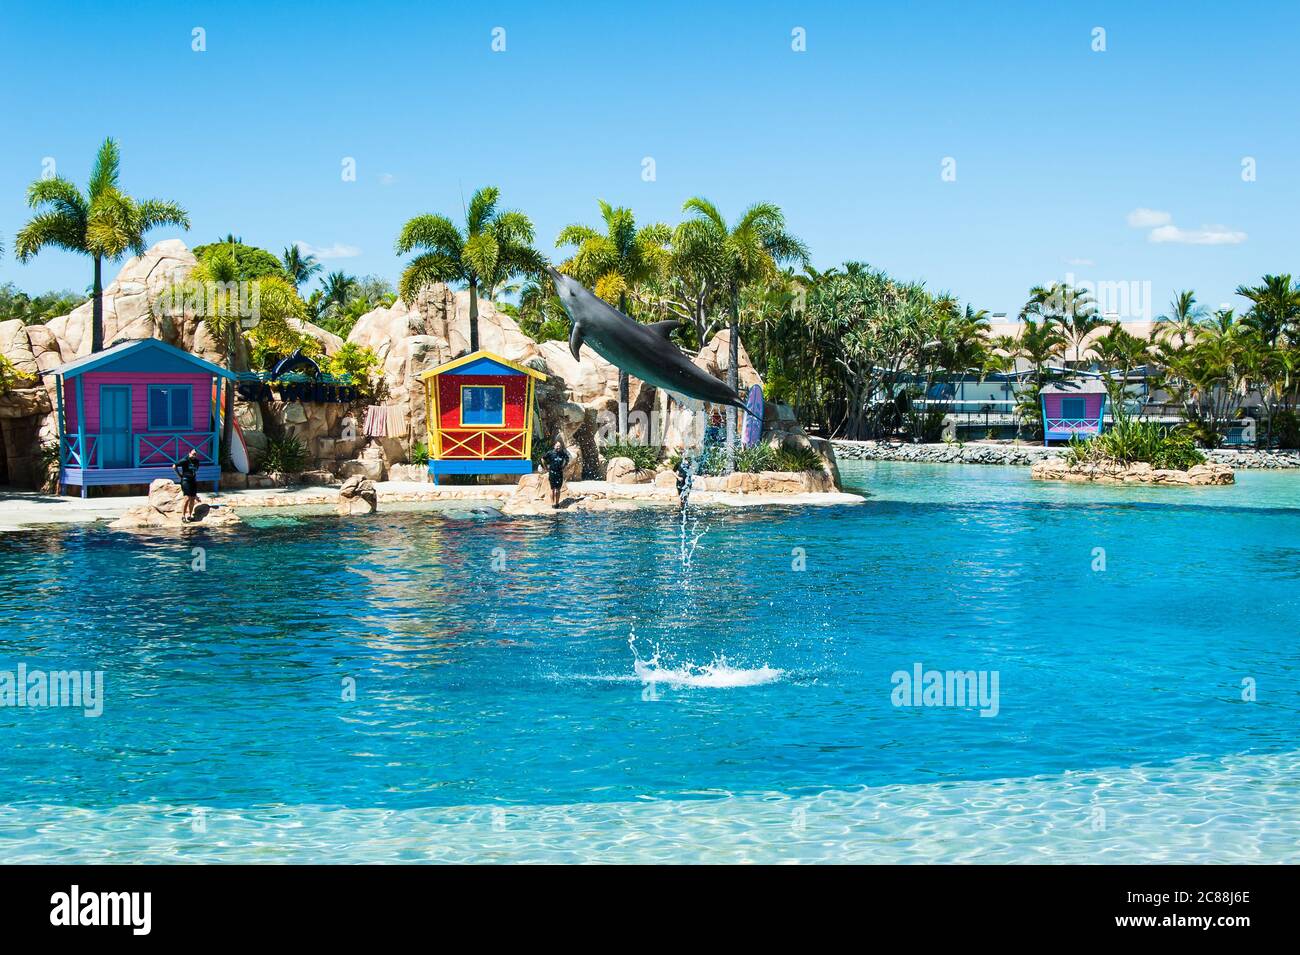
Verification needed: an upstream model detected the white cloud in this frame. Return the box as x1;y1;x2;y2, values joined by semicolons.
1147;224;1247;245
378;173;396;186
1126;207;1172;228
294;241;362;259
1064;257;1095;267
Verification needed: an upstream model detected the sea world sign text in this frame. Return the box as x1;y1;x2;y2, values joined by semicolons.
236;380;361;403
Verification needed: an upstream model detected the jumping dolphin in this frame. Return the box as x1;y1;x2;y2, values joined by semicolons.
548;267;749;413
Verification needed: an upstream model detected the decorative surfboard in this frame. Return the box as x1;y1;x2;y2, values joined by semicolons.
230;418;251;474
741;384;764;447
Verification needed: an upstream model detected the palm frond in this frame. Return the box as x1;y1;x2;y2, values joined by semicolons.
87;137;121;199
399;252;460;304
395;214;463;257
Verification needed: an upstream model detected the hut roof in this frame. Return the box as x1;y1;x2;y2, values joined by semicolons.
48;337;236;380
418;349;548;382
1041;378;1109;395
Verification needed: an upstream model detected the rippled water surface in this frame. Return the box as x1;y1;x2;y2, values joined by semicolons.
1;461;1298;862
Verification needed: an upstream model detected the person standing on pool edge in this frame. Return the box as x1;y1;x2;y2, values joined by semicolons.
173;448;201;522
540;438;571;509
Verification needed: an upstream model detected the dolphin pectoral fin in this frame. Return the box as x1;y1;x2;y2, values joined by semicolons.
568;322;585;361
645;320;680;339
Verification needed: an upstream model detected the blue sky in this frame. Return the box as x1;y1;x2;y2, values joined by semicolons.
2;0;1297;320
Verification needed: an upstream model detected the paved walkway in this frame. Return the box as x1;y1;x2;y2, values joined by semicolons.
0;481;863;531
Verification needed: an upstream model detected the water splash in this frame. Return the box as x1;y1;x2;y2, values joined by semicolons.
628;630;781;689
676;454;708;570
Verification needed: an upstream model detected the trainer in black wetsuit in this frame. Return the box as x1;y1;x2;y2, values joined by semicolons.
540;440;570;509
173;449;201;522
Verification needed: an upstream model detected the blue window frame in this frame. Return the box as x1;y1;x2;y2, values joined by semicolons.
148;384;192;430
1059;397;1087;420
460;385;505;426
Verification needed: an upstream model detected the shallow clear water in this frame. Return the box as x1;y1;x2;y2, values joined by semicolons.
1;461;1298;862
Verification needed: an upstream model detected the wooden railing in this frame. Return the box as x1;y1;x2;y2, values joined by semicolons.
1044;417;1100;434
436;428;528;459
61;434;99;468
61;432;215;468
135;433;216;467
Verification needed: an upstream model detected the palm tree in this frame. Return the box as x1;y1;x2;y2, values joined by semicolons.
556;201;671;438
1016;317;1067;382
1092;323;1150;425
676;198;808;456
14;137;189;353
320;271;357;316
1021;282;1099;367
162;246;304;456
1236;274;1300;346
1155;290;1207;347
282;245;322;290
395;186;544;354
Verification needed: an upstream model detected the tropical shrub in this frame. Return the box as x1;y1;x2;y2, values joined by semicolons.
1065;420;1205;470
0;353;34;395
323;342;382;394
600;438;660;471
192;241;289;282
409;441;430;465
256;434;308;474
774;445;824;472
734;442;777;472
0;283;85;326
1272;410;1300;449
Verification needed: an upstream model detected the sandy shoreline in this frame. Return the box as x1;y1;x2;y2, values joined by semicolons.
0;480;863;532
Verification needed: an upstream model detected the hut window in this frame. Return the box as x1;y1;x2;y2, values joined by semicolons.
148;385;192;430
461;385;504;426
1059;397;1087;421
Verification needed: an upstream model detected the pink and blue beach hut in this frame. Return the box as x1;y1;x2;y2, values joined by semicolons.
1039;378;1108;446
49;338;234;496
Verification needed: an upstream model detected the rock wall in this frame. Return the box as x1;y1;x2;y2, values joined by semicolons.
833;440;1300;469
833;440;1065;466
1032;458;1235;486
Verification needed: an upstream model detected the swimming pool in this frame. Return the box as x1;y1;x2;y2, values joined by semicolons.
1;461;1297;862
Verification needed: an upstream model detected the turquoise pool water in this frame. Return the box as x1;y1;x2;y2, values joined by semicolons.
1;461;1298;862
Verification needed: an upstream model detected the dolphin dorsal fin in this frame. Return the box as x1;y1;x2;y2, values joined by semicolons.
568;322;585;361
645;320;680;339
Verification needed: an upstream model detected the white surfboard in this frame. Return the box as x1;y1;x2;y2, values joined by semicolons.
230;418;251;474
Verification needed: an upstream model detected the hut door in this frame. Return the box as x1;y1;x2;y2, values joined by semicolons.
99;385;132;468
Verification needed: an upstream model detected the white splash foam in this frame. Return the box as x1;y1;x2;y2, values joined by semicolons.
633;655;782;688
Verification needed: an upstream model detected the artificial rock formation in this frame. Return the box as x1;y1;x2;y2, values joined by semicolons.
604;456;653;484
501;471;569;515
1031;458;1234;486
110;479;243;529
337;474;378;514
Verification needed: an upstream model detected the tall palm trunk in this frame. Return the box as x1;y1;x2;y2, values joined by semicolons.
618;291;630;439
726;282;740;464
468;278;480;353
91;256;103;353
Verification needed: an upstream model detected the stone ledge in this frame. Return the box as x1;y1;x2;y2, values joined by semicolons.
1030;459;1235;486
834;439;1300;470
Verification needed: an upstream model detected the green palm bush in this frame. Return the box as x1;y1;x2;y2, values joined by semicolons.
600;439;660;471
1066;420;1205;470
257;434;308;475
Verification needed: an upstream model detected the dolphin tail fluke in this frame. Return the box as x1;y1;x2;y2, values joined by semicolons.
568;322;584;361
